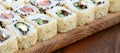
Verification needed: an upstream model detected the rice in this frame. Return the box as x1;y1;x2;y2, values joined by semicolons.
109;0;120;12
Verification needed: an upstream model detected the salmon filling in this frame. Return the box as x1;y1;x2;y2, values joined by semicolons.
39;0;51;6
0;12;14;19
0;30;9;42
20;5;34;12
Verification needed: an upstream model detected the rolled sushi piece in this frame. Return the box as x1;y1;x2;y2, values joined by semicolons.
11;4;39;18
30;0;59;13
64;0;95;26
6;21;37;49
91;0;109;18
0;28;18;53
47;6;77;33
24;13;57;41
0;10;24;28
0;5;5;11
0;0;24;10
109;0;120;12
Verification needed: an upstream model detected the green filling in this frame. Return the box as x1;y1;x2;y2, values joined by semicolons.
37;19;43;25
56;11;64;18
32;18;47;25
15;23;25;28
93;1;96;4
15;22;28;35
73;3;81;10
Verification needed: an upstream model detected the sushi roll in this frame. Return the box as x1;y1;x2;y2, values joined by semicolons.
0;28;18;53
64;0;95;26
109;0;120;12
46;6;77;33
30;0;59;13
0;0;24;10
11;4;39;18
92;0;109;18
6;21;37;49
0;10;24;28
24;13;57;41
0;5;5;11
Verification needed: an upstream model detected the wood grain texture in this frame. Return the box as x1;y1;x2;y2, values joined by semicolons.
17;12;120;53
55;24;120;53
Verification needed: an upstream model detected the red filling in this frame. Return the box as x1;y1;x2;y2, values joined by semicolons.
39;0;51;6
20;5;34;12
0;12;14;19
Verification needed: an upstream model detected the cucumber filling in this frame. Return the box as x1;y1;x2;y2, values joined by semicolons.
0;30;9;42
56;10;70;18
73;2;87;9
15;22;29;35
32;18;48;25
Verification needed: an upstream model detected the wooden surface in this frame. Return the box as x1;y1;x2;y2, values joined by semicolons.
17;12;120;53
55;24;120;53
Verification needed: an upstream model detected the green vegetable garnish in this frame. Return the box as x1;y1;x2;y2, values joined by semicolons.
56;11;64;18
37;19;43;25
32;18;48;25
15;23;25;28
73;3;81;10
93;1;96;4
15;22;29;35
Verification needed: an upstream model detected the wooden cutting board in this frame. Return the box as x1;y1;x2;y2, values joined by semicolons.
16;12;120;53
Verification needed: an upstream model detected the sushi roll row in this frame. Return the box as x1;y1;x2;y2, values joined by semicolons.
0;0;120;53
0;3;57;52
0;6;38;50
